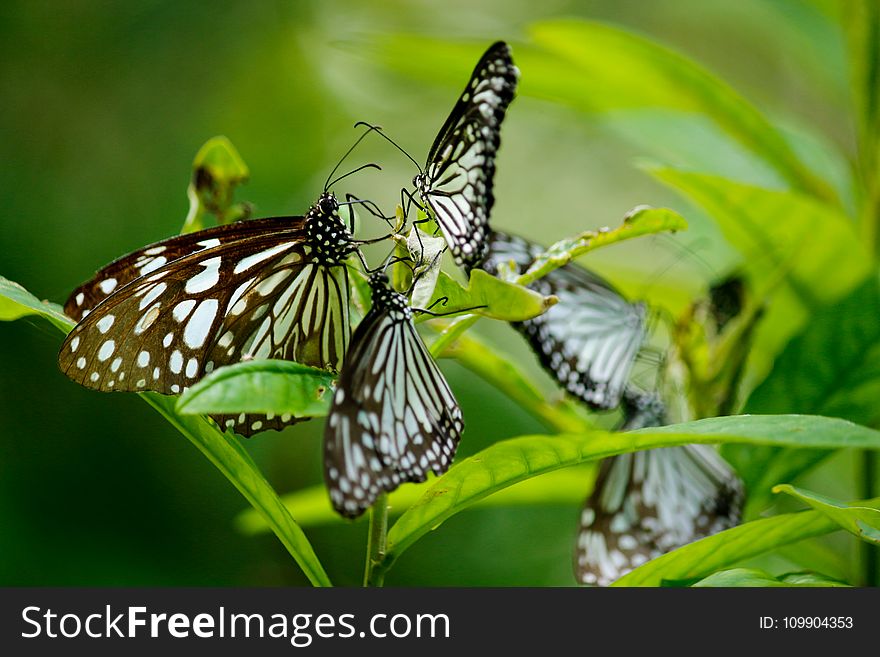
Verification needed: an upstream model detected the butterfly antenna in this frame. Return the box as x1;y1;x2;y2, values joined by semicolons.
354;121;422;171
323;122;384;192
325;162;382;191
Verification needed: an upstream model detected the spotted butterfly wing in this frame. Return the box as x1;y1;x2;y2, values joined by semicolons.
63;217;299;322
478;230;647;409
575;392;744;586
414;41;519;269
324;272;463;518
58;193;355;436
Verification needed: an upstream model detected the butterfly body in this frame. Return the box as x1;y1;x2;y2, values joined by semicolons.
414;41;519;269
59;192;356;436
324;272;463;518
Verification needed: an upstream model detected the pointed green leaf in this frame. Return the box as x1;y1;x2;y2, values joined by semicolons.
774;484;880;546
523;19;838;203
518;206;688;285
176;360;335;418
729;277;880;515
235;466;594;533
144;393;331;586
419;269;555;322
0;275;74;332
647;168;870;310
692;568;849;587
614;498;880;587
5;277;329;586
378;415;880;577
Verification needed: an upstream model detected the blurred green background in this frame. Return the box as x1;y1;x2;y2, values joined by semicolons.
0;0;868;585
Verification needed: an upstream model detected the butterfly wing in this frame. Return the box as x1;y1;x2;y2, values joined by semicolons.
576;445;744;586
59;227;351;399
575;394;743;586
417;41;519;269
64;216;300;321
324;300;463;518
481;231;647;410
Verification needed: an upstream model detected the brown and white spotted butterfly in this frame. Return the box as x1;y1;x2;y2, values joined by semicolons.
575;391;744;586
59;192;357;436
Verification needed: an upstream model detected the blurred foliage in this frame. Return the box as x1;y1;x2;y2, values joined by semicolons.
2;0;880;586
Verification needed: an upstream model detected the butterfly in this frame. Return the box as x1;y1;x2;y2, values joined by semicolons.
411;41;519;269
324;271;463;518
58;192;359;436
477;230;647;410
575;391;744;586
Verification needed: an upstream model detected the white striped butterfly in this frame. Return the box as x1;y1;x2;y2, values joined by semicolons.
411;41;519;269
324;271;463;518
575;391;744;586
477;230;647;410
58;191;360;436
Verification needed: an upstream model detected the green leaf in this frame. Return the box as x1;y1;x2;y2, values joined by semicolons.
518;206;688;285
0;275;74;332
420;269;555;322
728;276;880;515
4;277;329;586
647;168;870;310
774;484;880;546
426;206;687;357
143;393;331;586
235;466;594;533
377;415;880;577
526;20;839;203
372;24;836;203
182;136;251;233
692;568;849;587
614;498;880;587
176;360;335;417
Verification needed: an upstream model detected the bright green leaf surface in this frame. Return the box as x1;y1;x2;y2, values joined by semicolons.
0;275;74;332
518;206;688;285
775;484;880;546
647;168;870;310
523;19;838;203
236;466;595;533
3;277;329;587
692;568;849;587
420;269;555;322
729;277;880;515
380;415;880;576
614;498;880;587
176;360;335;418
144;393;331;586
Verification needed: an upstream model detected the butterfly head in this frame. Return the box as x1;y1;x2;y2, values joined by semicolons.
306;192;356;264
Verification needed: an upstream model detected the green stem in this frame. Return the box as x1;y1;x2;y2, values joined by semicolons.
861;451;877;585
364;493;389;587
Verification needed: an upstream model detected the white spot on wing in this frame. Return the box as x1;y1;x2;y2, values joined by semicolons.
184;299;218;348
185;257;221;294
233;242;294;274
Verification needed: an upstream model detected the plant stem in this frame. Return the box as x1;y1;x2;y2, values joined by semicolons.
364;492;389;587
861;451;877;585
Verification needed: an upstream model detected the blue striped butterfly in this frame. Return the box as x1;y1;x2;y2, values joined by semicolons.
575;391;744;586
477;230;647;410
324;271;463;518
411;41;519;269
58;191;363;436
